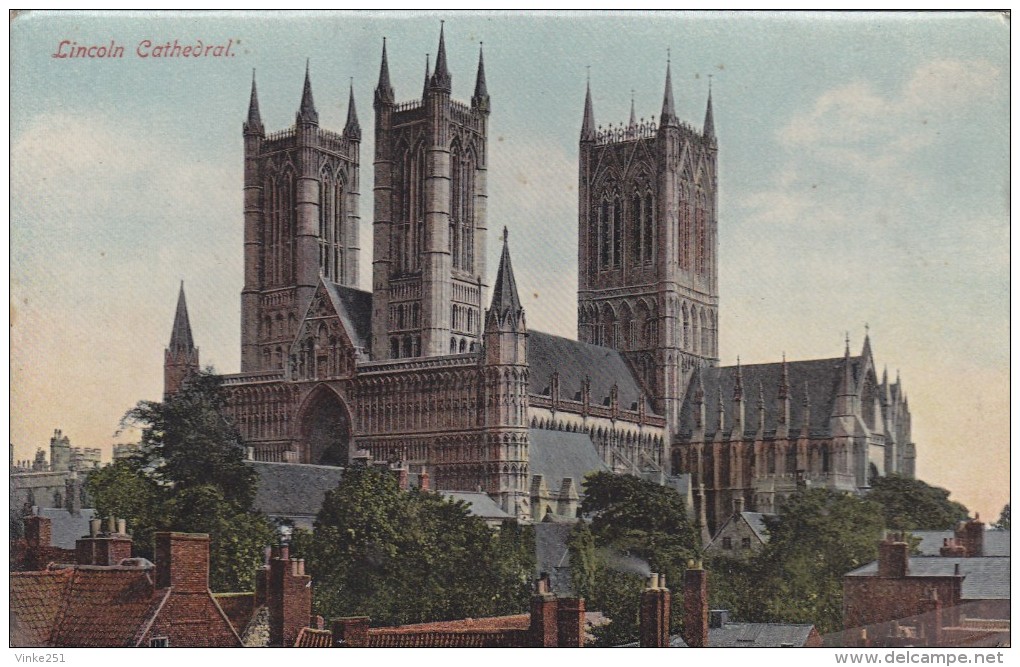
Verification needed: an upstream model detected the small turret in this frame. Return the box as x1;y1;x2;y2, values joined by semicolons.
422;53;431;98
756;381;766;435
472;43;490;112
776;353;791;436
296;60;318;125
374;38;395;107
703;84;715;140
484;228;527;367
732;357;745;432
164;282;200;397
343;80;361;140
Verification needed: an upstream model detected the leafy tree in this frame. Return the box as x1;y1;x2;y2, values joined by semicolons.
298;461;533;626
994;503;1010;531
750;487;885;635
570;472;700;646
89;371;275;591
867;473;969;530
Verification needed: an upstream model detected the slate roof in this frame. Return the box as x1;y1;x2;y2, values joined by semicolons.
529;331;649;411
441;491;514;520
528;428;609;492
742;512;773;543
37;508;96;549
678;356;861;439
911;530;1010;557
534;522;575;595
620;622;817;648
846;557;1010;600
323;282;372;351
246;461;343;525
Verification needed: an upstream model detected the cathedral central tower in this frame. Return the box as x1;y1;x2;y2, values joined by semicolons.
578;62;719;431
371;27;490;359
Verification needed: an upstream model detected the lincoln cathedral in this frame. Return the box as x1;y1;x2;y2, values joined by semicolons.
164;26;915;532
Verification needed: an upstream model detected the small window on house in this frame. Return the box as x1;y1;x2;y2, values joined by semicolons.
722;537;732;550
742;537;751;549
149;637;169;648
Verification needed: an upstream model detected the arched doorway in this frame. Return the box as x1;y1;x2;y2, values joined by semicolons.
299;387;351;466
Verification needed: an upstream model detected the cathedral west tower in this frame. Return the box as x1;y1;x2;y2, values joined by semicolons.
240;65;361;372
578;61;719;434
371;26;490;360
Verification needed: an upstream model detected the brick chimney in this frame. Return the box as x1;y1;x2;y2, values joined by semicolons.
267;544;313;647
639;573;671;647
682;561;709;648
955;517;985;557
939;537;967;558
154;531;209;592
556;597;586;648
877;533;909;578
529;573;559;647
24;514;52;550
331;617;369;647
76;515;133;566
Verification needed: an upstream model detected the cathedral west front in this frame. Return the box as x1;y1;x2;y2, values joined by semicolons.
164;26;915;532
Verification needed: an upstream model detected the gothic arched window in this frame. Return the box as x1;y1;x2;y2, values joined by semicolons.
643;192;654;263
612;195;623;268
599;196;611;269
630;193;642;267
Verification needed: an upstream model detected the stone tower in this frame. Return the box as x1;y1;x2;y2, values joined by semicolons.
577;62;718;432
483;228;530;517
164;282;200;397
240;65;361;372
371;27;490;360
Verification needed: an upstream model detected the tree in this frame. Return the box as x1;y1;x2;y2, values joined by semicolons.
89;371;275;591
867;473;969;530
570;472;700;646
748;487;885;635
994;503;1010;531
298;461;534;626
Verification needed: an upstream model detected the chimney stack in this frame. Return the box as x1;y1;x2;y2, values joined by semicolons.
268;543;313;647
639;571;671;647
877;532;910;578
956;517;985;557
556;597;586;648
154;532;209;592
732;496;745;515
529;573;559;647
77;516;133;566
682;560;709;648
331;617;370;647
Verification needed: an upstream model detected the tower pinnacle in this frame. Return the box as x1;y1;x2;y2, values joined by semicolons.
581;78;596;142
297;59;318;125
244;69;264;136
430;22;452;92
489;227;522;323
704;80;715;139
375;38;395;106
164;282;199;396
660;53;678;127
472;42;490;112
168;282;195;356
344;79;361;140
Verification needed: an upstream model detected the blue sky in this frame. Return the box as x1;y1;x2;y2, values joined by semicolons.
10;11;1009;519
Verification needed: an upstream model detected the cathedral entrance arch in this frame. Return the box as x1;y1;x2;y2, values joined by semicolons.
297;385;352;466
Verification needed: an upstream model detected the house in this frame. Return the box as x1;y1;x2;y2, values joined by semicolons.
705;502;773;558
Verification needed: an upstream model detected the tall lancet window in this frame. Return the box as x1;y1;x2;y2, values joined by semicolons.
612;195;622;268
319;170;345;282
630;192;642;267
599;196;611;269
642;192;654;263
449;145;475;273
394;144;426;276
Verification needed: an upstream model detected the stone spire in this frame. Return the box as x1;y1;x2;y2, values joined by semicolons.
581;76;596;142
297;59;318;125
778;352;789;400
422;53;431;97
732;357;745;432
430;22;452;92
777;352;791;435
472;42;490;112
375;38;395;106
693;367;706;431
801;382;812;436
629;90;637;127
757;380;767;435
488;227;523;328
660;53;678;128
244;69;264;136
344;79;361;140
835;334;856;417
733;356;744;401
703;82;715;139
168;282;195;356
716;385;726;432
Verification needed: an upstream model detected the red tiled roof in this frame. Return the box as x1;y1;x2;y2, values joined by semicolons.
294;627;333;647
368;614;531;634
212;592;257;636
51;568;166;647
10;570;73;647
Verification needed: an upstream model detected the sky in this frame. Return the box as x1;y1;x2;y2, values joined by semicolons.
10;11;1010;521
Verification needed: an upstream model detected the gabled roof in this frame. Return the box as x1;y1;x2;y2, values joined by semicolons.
846;557;1010;600
441;491;513;520
529;332;649;411
741;512;773;543
534;522;575;595
528;428;609;494
679;356;861;439
911;530;1010;557
323;282;372;351
246;460;344;524
49;567;169;647
707;621;817;648
295;627;333;647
